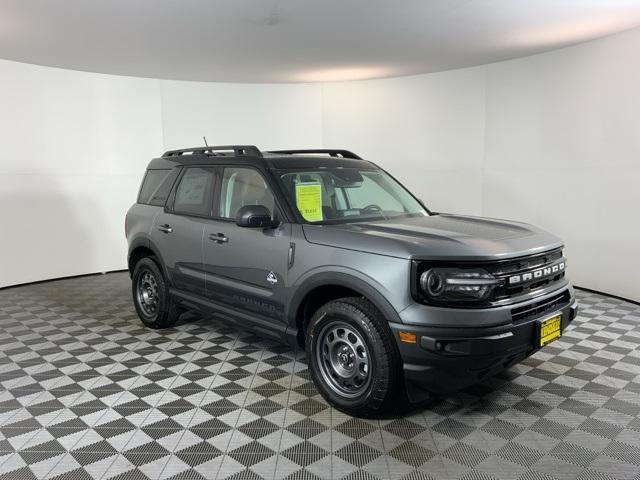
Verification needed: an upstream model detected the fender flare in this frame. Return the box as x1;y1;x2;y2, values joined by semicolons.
286;270;402;332
127;236;170;280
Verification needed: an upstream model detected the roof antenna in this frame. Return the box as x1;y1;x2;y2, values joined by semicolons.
203;136;209;148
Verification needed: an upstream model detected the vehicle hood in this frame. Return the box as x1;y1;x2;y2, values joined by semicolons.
302;214;564;260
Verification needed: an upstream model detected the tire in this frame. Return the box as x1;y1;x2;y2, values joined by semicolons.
131;257;180;329
306;297;403;417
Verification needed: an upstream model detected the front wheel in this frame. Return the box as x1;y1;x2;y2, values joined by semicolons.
306;297;403;417
132;257;180;329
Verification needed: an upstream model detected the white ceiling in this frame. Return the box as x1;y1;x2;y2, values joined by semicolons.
1;0;640;83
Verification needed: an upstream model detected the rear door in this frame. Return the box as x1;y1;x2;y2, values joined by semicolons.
152;166;216;297
203;166;291;337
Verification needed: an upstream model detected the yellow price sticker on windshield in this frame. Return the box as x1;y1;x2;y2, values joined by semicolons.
295;183;323;222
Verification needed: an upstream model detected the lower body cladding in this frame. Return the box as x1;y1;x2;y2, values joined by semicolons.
390;286;579;403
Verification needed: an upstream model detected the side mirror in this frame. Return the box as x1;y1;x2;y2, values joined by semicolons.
235;205;280;228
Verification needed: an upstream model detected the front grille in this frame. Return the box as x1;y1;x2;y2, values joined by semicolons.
411;247;568;308
486;248;566;301
510;290;571;323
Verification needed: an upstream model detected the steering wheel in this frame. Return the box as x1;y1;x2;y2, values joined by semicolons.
361;204;383;214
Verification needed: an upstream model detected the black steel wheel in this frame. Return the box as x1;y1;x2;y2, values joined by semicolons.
136;270;159;317
306;297;403;417
316;322;371;398
131;257;180;329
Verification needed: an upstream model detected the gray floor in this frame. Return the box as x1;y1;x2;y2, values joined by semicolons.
0;273;639;480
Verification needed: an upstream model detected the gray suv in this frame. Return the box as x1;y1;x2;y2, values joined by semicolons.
126;145;578;417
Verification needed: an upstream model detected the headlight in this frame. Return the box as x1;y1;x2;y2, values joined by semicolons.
419;267;501;303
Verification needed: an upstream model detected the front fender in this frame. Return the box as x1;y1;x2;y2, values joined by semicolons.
286;269;402;334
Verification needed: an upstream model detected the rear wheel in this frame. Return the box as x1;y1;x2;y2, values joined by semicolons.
306;297;403;417
132;257;180;329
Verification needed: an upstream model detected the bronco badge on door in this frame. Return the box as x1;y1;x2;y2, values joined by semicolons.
266;271;278;286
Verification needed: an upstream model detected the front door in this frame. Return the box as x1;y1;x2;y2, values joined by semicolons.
152;166;216;297
203;166;291;336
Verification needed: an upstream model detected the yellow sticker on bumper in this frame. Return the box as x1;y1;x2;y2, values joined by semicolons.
540;314;562;346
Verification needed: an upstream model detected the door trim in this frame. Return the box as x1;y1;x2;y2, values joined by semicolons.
170;288;288;341
206;273;274;298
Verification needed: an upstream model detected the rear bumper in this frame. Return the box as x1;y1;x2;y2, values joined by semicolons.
389;286;578;401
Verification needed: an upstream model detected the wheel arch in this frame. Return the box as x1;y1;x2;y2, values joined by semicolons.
288;272;401;349
127;236;169;280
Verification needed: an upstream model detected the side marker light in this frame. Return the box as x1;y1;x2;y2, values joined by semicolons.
399;332;417;344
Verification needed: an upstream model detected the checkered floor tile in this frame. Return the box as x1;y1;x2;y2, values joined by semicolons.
0;273;639;480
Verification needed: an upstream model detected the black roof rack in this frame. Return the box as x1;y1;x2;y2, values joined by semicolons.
267;149;362;160
163;145;262;158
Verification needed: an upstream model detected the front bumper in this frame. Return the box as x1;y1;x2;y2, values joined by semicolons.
389;286;578;402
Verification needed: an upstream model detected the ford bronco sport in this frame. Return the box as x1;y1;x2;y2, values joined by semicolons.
126;145;578;416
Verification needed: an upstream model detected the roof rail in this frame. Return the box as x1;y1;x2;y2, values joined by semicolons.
163;145;262;158
267;149;362;160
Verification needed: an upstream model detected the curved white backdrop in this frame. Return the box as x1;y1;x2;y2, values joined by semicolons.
1;27;638;301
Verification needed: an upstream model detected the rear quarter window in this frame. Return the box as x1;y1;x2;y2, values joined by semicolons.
137;169;179;206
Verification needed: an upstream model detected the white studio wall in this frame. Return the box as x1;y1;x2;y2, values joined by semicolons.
160;80;322;152
1;26;638;301
323;27;640;302
483;27;640;303
0;61;323;288
322;68;487;216
0;59;163;288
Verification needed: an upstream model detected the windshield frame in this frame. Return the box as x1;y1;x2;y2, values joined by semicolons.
272;165;432;225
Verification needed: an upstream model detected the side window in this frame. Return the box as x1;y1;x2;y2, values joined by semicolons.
219;167;275;219
138;169;170;204
172;167;215;216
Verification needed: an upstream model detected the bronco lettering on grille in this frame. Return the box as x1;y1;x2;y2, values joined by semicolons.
508;261;565;285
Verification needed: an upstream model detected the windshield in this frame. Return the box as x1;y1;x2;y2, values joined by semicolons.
277;167;428;224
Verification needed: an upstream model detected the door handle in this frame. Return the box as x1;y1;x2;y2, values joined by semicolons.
208;233;228;244
158;224;173;234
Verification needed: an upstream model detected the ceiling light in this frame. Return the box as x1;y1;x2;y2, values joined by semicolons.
294;66;393;83
504;12;640;48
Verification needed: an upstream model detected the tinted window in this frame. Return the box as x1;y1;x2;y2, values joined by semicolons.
344;174;404;211
219;167;275;219
173;167;215;216
138;169;170;204
278;168;427;224
149;169;180;206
